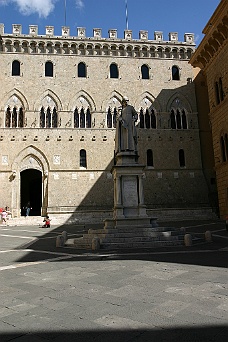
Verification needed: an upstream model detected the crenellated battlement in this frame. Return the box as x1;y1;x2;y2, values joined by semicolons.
0;23;195;44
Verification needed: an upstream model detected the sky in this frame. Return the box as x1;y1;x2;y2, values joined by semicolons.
0;0;221;45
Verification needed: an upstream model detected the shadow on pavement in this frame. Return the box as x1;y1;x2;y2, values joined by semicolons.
15;220;228;268
1;325;228;342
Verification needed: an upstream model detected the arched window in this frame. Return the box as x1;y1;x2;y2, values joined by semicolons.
80;149;87;168
139;108;144;128
145;109;150;129
12;60;20;76
170;110;176;129
86;108;91;128
147;149;154;167
110;63;119;78
107;107;112;128
80;108;85;128
45;61;53;77
151;110;156;129
78;62;86;77
179;149;185;167
141;64;149;79
176;110;181;129
172;66;180;80
182;110;187;129
74;108;79;128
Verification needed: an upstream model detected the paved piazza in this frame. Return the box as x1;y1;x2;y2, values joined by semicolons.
0;223;227;341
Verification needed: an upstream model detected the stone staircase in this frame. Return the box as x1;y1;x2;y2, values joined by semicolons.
65;226;197;250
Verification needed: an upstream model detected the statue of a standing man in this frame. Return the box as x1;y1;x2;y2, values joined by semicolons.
115;96;138;154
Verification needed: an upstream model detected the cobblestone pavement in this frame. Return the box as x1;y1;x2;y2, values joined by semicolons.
0;220;227;341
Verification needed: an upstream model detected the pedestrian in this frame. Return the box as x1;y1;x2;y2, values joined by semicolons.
25;202;32;217
42;215;51;228
1;209;7;224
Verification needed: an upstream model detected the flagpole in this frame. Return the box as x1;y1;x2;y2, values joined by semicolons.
64;0;67;26
125;0;129;30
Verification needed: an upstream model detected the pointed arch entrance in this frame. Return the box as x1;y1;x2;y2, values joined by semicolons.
20;169;42;216
11;146;49;217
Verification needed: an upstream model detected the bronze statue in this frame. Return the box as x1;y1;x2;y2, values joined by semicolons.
115;96;138;153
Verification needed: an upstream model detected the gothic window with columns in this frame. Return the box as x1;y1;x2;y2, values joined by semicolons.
78;62;86;77
110;63;119;78
40;106;58;128
73;106;91;128
141;64;149;79
12;60;20;76
45;61;53;77
172;65;180;80
5;106;24;128
139;107;157;129
170;109;187;129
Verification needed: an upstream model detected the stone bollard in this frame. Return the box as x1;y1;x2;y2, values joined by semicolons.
205;230;212;242
56;235;64;247
184;233;192;246
92;237;100;251
62;231;68;243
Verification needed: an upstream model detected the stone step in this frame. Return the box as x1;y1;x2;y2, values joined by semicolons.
101;240;184;249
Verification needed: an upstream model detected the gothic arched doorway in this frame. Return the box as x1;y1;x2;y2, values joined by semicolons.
20;169;42;216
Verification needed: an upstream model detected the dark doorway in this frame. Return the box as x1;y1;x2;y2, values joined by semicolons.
20;169;42;216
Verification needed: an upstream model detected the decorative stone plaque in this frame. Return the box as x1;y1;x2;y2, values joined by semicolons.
122;177;138;207
53;155;60;164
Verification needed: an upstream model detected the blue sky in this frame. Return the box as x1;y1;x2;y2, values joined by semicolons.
0;0;221;45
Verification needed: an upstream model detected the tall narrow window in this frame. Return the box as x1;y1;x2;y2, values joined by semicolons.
40;107;45;128
86;108;91;128
113;108;117;128
151;110;156;129
141;64;149;79
80;108;85;128
107;107;112;128
215;81;220;104
52;108;57;127
46;107;51;128
170;110;176;129
74;108;79;128
12;60;20;76
219;77;224;102
179;149;185;167
45;61;53;77
145;109;150;129
80;149;87;168
78;62;86;77
221;136;226;162
176;110;181;129
182;110;187;129
5;107;11;127
139;108;144;128
110;63;118;78
12;107;17;128
18;108;24;127
172;66;180;80
147;149;154;167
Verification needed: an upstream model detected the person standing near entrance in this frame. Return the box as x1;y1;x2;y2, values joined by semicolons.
25;201;32;217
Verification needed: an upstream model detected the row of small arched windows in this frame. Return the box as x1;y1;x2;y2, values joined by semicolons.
147;149;186;167
220;133;228;163
11;60;181;80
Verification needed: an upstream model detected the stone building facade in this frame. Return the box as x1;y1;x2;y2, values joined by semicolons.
190;0;228;219
0;23;215;222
